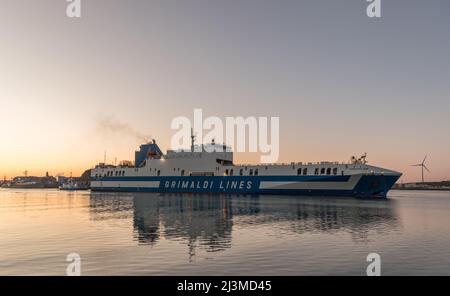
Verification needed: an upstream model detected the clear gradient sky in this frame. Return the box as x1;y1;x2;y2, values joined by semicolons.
0;0;449;182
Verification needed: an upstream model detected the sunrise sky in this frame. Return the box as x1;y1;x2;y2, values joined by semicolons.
1;0;449;182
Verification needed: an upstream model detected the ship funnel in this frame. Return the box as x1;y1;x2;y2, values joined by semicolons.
135;141;163;167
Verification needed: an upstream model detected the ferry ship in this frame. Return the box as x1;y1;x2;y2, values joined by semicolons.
90;137;401;198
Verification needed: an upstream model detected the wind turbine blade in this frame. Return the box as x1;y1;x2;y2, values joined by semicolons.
412;164;422;167
422;154;428;164
424;165;430;172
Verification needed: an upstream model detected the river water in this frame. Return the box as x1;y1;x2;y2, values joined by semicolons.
0;189;449;275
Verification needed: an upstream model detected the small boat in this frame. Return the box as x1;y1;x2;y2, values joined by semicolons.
59;179;89;191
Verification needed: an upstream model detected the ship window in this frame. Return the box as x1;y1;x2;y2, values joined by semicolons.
157;170;160;176
230;169;233;176
265;166;268;170
249;169;253;176
181;170;185;176
303;168;308;175
239;169;243;176
341;171;344;176
297;168;302;175
225;169;229;176
333;168;338;175
320;168;325;175
326;168;331;175
255;169;259;176
315;168;319;175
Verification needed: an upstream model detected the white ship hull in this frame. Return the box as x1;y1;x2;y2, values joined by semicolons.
91;141;401;198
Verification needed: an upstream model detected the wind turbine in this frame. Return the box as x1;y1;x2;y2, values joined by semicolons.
412;154;430;183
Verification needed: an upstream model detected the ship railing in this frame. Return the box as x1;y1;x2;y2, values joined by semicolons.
235;161;351;167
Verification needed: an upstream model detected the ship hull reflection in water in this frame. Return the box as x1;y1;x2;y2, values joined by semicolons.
89;193;399;257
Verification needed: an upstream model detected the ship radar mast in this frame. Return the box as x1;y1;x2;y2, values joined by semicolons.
351;153;368;164
359;153;368;164
190;128;196;152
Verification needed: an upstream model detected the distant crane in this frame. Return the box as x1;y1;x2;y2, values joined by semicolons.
412;154;430;183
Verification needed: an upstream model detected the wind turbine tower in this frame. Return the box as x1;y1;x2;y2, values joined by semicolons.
412;154;430;183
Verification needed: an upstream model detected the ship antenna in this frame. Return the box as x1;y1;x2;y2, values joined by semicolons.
190;128;196;152
361;152;367;164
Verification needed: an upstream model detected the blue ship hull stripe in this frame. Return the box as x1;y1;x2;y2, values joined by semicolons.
91;175;400;198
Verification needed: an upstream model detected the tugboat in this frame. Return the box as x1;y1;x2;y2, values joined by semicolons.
59;174;89;191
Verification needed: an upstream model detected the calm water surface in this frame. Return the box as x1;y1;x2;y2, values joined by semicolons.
1;189;449;275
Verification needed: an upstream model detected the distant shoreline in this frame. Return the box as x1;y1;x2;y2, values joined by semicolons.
393;187;450;192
